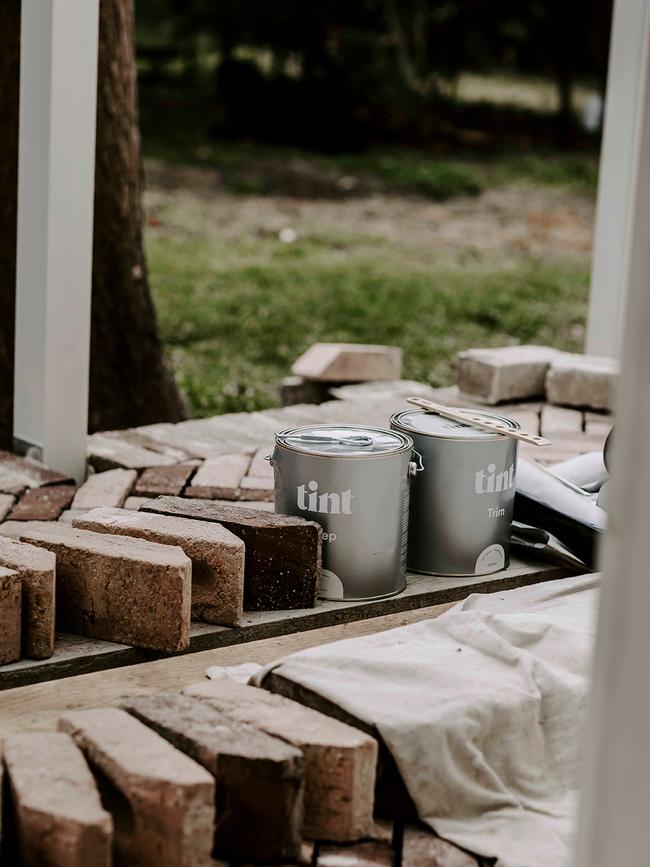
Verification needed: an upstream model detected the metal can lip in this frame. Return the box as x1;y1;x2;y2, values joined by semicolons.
390;408;520;442
319;580;408;602
275;424;413;458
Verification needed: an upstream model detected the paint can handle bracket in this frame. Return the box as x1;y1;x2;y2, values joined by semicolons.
409;450;424;476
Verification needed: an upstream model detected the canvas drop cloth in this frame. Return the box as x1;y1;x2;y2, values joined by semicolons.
256;574;600;867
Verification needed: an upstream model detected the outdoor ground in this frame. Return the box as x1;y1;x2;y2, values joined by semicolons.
144;146;596;417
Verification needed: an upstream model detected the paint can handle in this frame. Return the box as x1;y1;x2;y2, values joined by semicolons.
283;433;375;447
409;450;424;476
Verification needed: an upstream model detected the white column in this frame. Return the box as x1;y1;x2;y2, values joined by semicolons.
585;0;648;358
574;1;650;863
13;0;100;482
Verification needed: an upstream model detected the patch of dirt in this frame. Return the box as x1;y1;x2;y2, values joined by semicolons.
144;160;594;262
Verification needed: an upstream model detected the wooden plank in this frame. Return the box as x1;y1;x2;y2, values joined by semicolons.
0;557;574;690
0;603;456;736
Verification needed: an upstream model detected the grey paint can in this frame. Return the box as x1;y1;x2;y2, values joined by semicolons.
271;424;417;601
390;409;519;576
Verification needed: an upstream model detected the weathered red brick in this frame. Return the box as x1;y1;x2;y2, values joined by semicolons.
317;841;394;865
0;537;55;659
238;475;274;501
1;521;191;651
185;454;251;500
122;692;304;862
124;496;154;510
142;497;322;610
87;429;196;472
292;343;402;383
59;707;214;867
72;468;137;510
0;493;15;522
402;825;479;867
0;565;21;664
185;678;377;841
3;731;112;867
8;485;76;521
0;450;73;496
134;463;196;497
73;507;244;627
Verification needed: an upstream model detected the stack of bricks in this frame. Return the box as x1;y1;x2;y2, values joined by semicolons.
0;498;322;663
0;678;485;866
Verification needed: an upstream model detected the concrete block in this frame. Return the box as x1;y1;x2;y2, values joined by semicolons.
292;343;402;383
545;353;618;410
456;345;561;404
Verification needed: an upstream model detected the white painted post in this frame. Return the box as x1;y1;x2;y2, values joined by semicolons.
13;0;100;482
574;2;650;864
585;0;648;358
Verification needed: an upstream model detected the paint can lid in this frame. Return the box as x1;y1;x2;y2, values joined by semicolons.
390;408;520;441
276;424;412;456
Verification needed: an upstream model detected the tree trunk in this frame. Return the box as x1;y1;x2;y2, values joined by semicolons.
90;0;187;431
0;0;188;452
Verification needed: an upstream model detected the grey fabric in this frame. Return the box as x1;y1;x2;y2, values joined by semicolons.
257;574;599;867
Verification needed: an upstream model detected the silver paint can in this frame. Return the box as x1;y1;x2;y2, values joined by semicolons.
271;424;419;601
390;409;519;576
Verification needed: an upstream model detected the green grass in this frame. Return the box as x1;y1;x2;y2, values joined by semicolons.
143;133;599;199
148;229;589;417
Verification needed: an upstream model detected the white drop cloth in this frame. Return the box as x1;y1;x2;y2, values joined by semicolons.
258;574;599;867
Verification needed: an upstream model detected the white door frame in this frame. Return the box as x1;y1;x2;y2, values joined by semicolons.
13;0;99;482
575;0;650;862
585;0;648;358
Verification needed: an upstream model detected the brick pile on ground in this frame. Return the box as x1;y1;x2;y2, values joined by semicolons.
0;678;487;866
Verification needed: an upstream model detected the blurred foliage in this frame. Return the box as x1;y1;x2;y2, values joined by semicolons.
136;0;612;150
